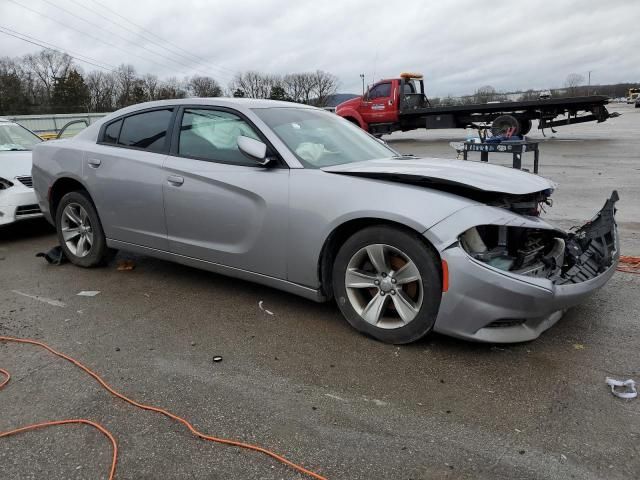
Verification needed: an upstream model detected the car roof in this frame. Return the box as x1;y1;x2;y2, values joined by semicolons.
73;97;323;142
109;97;318;115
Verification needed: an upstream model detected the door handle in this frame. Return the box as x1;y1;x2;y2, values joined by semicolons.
87;158;101;168
167;175;184;186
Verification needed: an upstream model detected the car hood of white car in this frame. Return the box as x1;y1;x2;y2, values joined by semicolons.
322;157;556;195
0;150;33;180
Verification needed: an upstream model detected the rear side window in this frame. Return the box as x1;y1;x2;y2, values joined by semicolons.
103;119;122;144
116;109;173;152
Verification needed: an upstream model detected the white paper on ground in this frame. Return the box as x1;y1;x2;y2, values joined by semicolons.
605;377;637;399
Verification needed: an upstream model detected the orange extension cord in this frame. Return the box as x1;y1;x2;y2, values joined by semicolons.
0;336;328;480
618;255;640;275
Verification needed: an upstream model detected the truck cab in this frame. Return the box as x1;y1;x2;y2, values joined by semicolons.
336;73;425;136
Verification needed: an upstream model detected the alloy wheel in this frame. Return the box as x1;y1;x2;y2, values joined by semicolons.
60;203;94;258
344;243;424;329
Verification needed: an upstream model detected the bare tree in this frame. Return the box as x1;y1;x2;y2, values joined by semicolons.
282;73;305;103
156;77;187;100
565;73;585;95
229;71;281;99
311;70;339;107
85;71;115;111
187;75;222;97
474;85;497;103
115;64;138;108
23;49;73;103
141;74;159;101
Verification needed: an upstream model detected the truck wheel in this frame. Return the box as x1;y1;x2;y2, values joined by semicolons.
491;115;520;137
519;119;532;136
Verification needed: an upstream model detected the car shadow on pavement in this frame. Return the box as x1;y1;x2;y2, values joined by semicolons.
0;218;55;243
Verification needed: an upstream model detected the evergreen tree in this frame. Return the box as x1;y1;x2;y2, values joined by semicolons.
51;69;89;112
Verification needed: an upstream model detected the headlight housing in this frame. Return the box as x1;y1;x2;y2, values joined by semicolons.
0;177;14;190
460;225;565;278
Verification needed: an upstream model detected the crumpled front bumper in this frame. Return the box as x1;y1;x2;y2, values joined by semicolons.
427;192;620;343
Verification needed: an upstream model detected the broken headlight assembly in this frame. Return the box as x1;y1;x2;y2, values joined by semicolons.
460;225;564;278
460;191;619;284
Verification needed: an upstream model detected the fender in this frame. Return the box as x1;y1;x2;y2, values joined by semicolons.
337;108;368;130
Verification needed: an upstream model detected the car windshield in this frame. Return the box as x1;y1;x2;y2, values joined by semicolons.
253;107;398;168
0;122;42;151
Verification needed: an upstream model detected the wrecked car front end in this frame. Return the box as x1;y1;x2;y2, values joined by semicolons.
426;191;619;343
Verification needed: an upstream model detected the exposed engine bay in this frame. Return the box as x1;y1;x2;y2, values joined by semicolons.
460;191;619;284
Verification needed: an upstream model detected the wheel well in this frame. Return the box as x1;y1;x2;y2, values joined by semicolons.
318;218;441;300
344;116;360;127
49;177;89;218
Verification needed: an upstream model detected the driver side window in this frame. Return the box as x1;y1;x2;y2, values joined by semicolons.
178;108;261;166
368;83;391;99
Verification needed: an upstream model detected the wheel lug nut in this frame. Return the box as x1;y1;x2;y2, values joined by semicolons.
391;278;397;284
374;280;380;285
391;290;396;295
382;273;387;277
380;291;385;296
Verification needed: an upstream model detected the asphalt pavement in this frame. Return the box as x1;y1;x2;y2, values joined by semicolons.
1;103;638;479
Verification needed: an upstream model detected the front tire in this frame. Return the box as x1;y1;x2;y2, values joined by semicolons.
55;191;109;267
332;226;442;344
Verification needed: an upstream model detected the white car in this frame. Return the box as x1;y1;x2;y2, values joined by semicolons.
0;118;43;226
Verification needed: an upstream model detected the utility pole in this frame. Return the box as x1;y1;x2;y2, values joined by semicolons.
587;70;592;95
360;74;365;96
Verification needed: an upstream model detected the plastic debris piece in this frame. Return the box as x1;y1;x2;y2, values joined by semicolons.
606;377;637;399
77;291;100;297
258;300;274;316
573;343;585;350
35;246;67;265
116;260;135;271
212;356;223;363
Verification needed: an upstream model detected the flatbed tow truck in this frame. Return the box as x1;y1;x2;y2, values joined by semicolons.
336;73;619;137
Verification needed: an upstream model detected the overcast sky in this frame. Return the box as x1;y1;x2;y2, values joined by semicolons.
1;0;639;96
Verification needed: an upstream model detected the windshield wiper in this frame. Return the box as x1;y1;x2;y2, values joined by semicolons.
392;154;417;159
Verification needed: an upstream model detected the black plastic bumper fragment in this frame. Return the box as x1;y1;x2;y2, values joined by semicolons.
558;190;619;285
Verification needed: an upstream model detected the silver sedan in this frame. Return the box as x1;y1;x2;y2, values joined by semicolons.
32;98;619;343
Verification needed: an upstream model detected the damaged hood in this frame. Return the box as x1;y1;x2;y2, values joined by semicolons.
322;157;556;195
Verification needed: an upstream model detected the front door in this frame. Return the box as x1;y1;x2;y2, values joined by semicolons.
360;82;394;125
163;107;289;279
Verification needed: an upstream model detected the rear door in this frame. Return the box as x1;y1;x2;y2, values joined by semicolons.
360;82;395;125
162;106;289;278
85;108;173;250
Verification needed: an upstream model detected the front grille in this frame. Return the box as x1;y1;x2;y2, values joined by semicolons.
16;176;33;188
15;204;41;216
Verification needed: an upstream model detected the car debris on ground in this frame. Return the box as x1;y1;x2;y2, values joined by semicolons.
606;377;637;399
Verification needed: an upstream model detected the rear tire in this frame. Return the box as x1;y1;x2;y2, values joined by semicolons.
491;114;520;137
332;226;442;344
518;119;532;136
55;191;110;267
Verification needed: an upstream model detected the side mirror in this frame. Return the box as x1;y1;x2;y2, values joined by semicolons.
238;135;269;166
